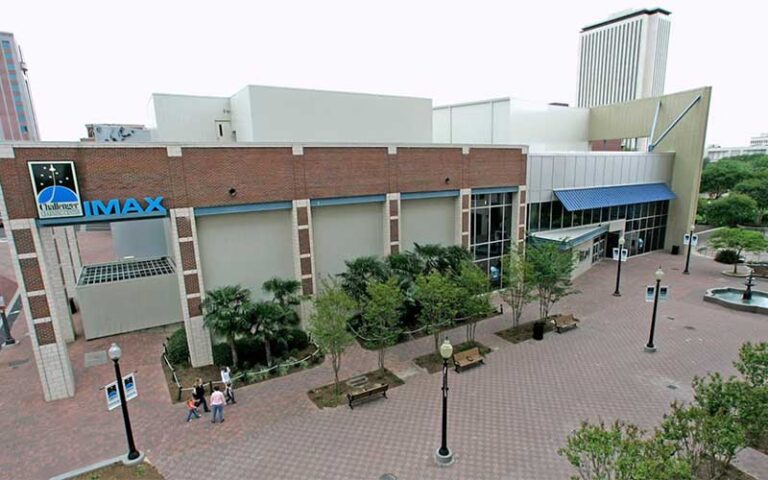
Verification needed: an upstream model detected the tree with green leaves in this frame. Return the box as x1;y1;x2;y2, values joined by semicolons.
699;160;752;199
705;193;758;227
249;301;285;367
527;242;577;320
709;227;768;273
262;277;302;323
202;285;253;366
360;278;405;369
414;272;462;354
413;243;472;276
734;342;768;448
500;244;534;328
734;173;768;224
307;281;356;397
454;261;492;343
338;256;390;308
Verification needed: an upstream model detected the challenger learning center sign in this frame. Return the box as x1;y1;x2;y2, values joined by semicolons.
29;161;166;222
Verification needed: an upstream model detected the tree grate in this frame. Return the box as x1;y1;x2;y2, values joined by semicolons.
78;257;175;286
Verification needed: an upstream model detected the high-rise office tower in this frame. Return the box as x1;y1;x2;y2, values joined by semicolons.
577;8;671;108
0;32;39;140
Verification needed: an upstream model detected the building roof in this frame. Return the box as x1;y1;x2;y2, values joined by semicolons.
581;8;671;32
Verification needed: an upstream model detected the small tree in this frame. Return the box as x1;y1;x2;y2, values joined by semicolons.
249;301;285;367
360;278;404;370
307;282;356;397
733;342;768;448
500;244;534;328
706;194;758;227
734;174;768;225
527;242;577;320
414;272;462;354
454;261;492;343
202;285;253;367
699;160;751;199
709;227;768;273
262;277;302;325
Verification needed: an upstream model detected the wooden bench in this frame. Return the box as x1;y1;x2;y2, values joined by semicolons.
347;383;388;409
453;347;484;373
551;313;579;333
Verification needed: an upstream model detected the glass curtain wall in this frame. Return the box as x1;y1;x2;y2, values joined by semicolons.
526;199;669;256
471;192;514;287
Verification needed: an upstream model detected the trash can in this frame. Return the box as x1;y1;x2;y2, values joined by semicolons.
671;245;680;255
533;321;545;340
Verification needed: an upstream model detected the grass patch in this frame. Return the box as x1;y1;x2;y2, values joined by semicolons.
412;340;491;374
307;368;404;409
495;320;554;344
162;344;323;403
70;461;164;480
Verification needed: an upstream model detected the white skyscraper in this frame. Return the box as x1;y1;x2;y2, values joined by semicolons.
577;8;671;108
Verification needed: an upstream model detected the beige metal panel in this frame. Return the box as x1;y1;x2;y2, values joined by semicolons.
76;273;182;340
588;87;712;250
196;210;294;300
312;203;384;283
400;198;457;252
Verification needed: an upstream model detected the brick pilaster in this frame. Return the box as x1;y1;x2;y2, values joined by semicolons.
292;199;316;326
38;227;75;343
385;193;401;255
170;207;213;367
458;188;472;248
515;187;527;244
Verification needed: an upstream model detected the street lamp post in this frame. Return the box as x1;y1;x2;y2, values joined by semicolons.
107;343;142;463
0;296;16;346
435;338;455;467
683;224;695;275
645;267;664;353
613;237;626;297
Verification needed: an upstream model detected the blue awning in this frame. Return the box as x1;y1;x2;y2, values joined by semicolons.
554;183;676;211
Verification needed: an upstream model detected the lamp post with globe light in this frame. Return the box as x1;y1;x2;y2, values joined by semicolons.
108;343;142;463
613;237;626;297
435;338;455;466
645;267;664;353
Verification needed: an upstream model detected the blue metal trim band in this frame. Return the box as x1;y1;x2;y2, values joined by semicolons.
400;190;460;200
195;201;293;217
472;186;519;195
310;195;386;207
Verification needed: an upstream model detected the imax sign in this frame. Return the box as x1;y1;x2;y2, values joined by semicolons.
83;196;166;218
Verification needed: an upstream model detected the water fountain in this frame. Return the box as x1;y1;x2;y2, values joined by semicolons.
704;269;768;314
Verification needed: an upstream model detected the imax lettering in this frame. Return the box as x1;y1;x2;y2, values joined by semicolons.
83;196;166;219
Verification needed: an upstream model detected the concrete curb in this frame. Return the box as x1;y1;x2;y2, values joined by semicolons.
49;452;146;480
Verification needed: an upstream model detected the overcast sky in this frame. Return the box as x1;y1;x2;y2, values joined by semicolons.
4;0;765;146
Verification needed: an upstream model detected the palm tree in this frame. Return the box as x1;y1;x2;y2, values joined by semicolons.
202;285;253;366
262;277;302;326
338;256;390;307
250;301;285;367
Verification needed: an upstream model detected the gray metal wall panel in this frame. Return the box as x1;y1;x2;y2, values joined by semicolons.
400;198;456;252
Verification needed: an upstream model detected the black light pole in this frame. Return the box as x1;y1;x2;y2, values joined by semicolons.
613;237;626;297
645;267;664;353
108;343;141;462
683;224;695;275
0;296;16;346
435;338;455;466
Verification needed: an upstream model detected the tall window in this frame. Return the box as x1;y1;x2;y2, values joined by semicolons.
471;192;515;287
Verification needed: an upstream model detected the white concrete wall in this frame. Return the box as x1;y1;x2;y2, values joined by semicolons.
400;198;456;252
234;85;432;143
526;152;674;204
149;94;231;142
433;98;589;151
196;210;294;300
312;203;384;282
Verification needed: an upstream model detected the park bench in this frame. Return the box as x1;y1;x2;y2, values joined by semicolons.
347;383;388;409
452;347;484;373
748;263;768;278
551;313;579;333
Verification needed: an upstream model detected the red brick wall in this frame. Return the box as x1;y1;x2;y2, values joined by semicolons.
3;146;526;220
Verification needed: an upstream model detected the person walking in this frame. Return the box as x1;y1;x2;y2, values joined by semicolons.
185;395;200;422
210;386;226;423
224;382;236;404
220;366;231;385
193;378;210;413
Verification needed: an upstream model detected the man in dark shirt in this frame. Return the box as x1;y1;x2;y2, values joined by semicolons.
193;378;210;412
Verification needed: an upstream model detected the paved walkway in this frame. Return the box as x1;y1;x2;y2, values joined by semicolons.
1;252;767;479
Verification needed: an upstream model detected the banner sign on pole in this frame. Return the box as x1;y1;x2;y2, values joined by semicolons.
645;285;670;303
683;234;699;247
612;248;628;262
104;373;138;411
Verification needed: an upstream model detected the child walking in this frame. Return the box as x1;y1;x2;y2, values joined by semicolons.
224;382;236;404
186;395;200;422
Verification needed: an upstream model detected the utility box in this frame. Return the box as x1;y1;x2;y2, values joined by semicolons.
76;257;183;339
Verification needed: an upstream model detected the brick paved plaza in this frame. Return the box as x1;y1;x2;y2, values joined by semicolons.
2;251;768;479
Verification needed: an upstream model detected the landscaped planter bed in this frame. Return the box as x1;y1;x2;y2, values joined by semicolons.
412;340;492;374
307;368;404;409
495;320;554;344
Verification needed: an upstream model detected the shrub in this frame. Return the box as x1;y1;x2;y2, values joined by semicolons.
235;336;267;366
714;249;740;265
212;343;233;367
166;328;189;366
